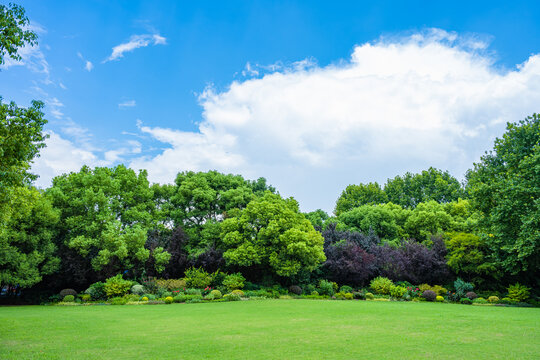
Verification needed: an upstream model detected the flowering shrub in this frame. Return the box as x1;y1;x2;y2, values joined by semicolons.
370;277;394;295
405;287;421;298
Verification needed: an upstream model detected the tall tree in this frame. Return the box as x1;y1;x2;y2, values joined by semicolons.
466;114;540;279
0;3;37;65
334;182;387;215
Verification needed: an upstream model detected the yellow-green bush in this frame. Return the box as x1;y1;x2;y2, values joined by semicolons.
389;285;407;299
231;289;244;297
165;296;173;304
488;296;499;303
370;276;394;295
156;279;186;291
436;296;444;302
104;274;132;298
365;292;374;300
141;296;149;301
344;293;353;300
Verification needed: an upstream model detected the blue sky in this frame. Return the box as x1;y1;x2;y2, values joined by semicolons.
2;0;540;212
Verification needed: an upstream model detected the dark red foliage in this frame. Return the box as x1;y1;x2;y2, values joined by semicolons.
323;241;376;286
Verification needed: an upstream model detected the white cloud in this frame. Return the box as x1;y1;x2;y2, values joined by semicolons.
118;100;136;108
127;29;540;212
104;33;167;62
0;43;49;74
77;52;93;71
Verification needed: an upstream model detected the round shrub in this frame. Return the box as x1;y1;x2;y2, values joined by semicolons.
365;292;374;300
288;285;302;295
60;289;77;297
131;284;145;295
339;285;354;294
318;280;335;296
465;291;478;300
141;296;149;302
311;291;319;296
222;273;246;292
142;294;156;300
460;298;472;305
63;295;75;302
81;294;91;302
389;285;407;299
165;296;173;304
473;297;488;304
85;282;106;300
370;277;394;295
210;289;222;299
488;296;500;303
422;290;437;302
231;289;244;297
103;274;132;298
353;291;365;300
344;293;353;300
436;296;444;302
507;283;530;302
224;293;241;301
109;297;128;305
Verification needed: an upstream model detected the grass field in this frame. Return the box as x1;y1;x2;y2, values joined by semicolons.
1;300;539;359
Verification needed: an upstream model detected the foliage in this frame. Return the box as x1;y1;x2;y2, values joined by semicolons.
335;182;388;215
304;209;330;229
0;3;38;65
460;298;472;305
339;285;353;294
370;276;394;295
445;232;496;282
103;275;132;298
222;273;245;292
109;297;128;305
85;282;106;301
436;296;444;302
389;285;407;299
231;289;245;297
465;291;477;300
62;295;74;302
488;296;499;303
288;285;302;295
221;192;326;278
155;278;186;291
365;292;374;300
507;283;530;302
81;294;91;302
454;278;474;298
422;290;437;301
130;285;145;295
210;289;222;299
473;297;488;304
183;267;212;288
59;289;77;297
224;293;241;301
353;291;365;300
317;280;335;296
141;296;149;301
323;239;376;286
466;114;540;277
337;203;406;241
164;296;173;304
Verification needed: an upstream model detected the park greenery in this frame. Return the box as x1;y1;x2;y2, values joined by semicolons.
0;3;539;309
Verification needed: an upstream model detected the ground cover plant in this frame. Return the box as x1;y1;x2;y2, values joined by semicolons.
1;300;539;359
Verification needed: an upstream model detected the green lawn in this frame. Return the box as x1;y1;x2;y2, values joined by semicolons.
1;300;539;359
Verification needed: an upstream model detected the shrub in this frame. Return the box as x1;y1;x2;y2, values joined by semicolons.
109;297;128;305
339;285;354;294
365;292;374;300
304;284;316;295
335;292;346;300
465;291;478;300
224;293;241;301
488;296;500;303
156;279;186;291
318;280;335;296
60;289;77;297
436;296;444;302
344;293;354;300
210;289;222;299
81;294;91;302
431;285;448;296
63;295;75;302
473;297;488;304
85;282;106;300
370;277;394;295
130;284;145;295
183;267;212;288
418;284;432;292
311;291;319;296
353;291;365;300
173;294;186;303
460;298;472;305
231;289;244;297
141;296;149;302
185;288;202;296
288;285;303;295
104;275;132;298
422;290;437;302
165;296;173;304
507;283;530;302
389;285;407;299
142;294;156;300
222;273;246;292
454;278;474;298
187;298;202;304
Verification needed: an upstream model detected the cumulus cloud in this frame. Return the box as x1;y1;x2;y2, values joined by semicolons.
127;29;540;212
104;34;167;62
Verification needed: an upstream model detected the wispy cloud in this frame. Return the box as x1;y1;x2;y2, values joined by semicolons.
77;52;93;71
104;34;166;62
118;100;136;108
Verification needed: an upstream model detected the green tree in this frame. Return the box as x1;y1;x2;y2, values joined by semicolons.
334;182;387;215
466;114;540;277
384;167;465;208
304;209;330;229
0;3;37;65
0;187;59;289
221;192;326;278
46;165;169;278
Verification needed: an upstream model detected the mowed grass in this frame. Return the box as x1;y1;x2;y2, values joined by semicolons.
1;300;539;359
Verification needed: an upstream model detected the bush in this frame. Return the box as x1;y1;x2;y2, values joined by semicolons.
365;292;374;300
353;291;365;300
104;275;132;298
344;293;354;300
389;285;407;299
109;297;128;305
304;284;316;295
339;285;354;294
460;298;472;305
165;296;173;304
488;296;500;303
131;284;145;295
222;273;246;292
454;278;474;298
311;291;319;296
81;294;91;302
418;284;432;292
465;291;478;300
370;277;394;295
210;289;222;299
141;296;149;302
436;296;444;302
431;285;448;296
422;290;437;301
142;294;156;300
173;294;186;303
231;289;244;297
60;289;77;297
183;267;212;288
85;282;106;300
156;279;186;291
185;288;202;296
507;283;530;302
288;285;303;295
335;292;346;300
318;280;335;296
224;293;241;301
473;297;488;304
63;295;75;302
